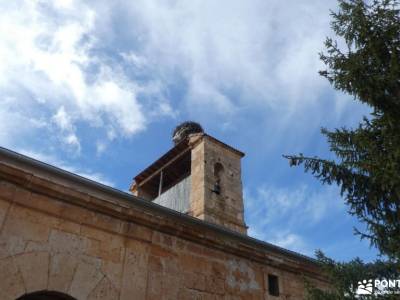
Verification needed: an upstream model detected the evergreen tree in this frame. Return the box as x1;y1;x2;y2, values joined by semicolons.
305;252;399;299
284;0;400;298
285;0;400;261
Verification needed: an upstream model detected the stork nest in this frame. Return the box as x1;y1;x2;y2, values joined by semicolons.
172;121;204;145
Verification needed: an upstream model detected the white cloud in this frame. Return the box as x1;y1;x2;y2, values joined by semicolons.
0;97;48;146
0;0;367;160
52;106;81;153
248;225;310;254
271;232;309;254
18;149;114;187
0;1;365;149
121;0;339;116
0;0;171;151
96;141;107;156
246;184;344;226
64;134;81;153
53;106;73;132
245;184;345;255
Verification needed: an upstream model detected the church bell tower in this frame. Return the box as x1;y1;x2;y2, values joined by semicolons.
130;122;247;234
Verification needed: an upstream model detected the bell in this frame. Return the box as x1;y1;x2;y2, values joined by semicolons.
212;182;221;195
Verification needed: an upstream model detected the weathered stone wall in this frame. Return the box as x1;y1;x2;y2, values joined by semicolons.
189;135;206;222
189;134;247;234
0;153;328;300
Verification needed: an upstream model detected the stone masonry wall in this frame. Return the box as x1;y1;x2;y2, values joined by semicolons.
189;134;247;234
0;157;328;300
202;137;247;234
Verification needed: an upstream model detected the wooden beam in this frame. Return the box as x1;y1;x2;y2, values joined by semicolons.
136;148;191;188
158;170;163;196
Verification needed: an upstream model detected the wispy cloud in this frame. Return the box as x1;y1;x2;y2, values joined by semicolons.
270;232;309;254
0;0;173;153
17;149;114;187
0;0;365;155
121;0;335;110
245;184;345;255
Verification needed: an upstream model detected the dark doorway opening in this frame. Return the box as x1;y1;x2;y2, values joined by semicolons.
268;274;280;296
17;291;77;300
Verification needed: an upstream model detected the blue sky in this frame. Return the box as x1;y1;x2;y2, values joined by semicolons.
0;0;378;261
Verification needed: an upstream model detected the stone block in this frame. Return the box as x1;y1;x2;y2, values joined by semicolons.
120;243;149;300
54;219;81;235
48;253;78;293
24;240;50;253
211;261;228;279
180;253;209;274
0;256;25;299
81;225;124;247
60;202;92;224
0;198;11;231
150;244;176;258
0;235;26;259
87;276;119;300
145;273;181;300
177;288;197;300
69;255;104;300
203;248;226;262
101;256;124;290
86;237;122;264
49;229;88;255
184;272;206;291
25;192;64;216
84;211;122;234
148;255;163;273
14;251;49;293
205;275;225;295
164;256;180;274
13;187;32;206
8;203;58;228
163;274;180;300
186;242;204;256
146;272;162;300
122;221;153;242
0;180;16;202
2;210;50;242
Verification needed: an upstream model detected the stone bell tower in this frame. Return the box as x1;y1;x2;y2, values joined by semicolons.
130;122;247;234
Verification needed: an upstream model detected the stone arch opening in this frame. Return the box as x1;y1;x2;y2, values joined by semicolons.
17;291;77;300
213;162;224;179
212;162;225;195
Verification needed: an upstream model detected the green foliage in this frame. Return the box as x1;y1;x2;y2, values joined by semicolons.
305;251;400;299
285;0;400;261
285;1;400;297
320;0;400;115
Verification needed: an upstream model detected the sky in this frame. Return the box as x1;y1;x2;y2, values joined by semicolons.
0;0;379;261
